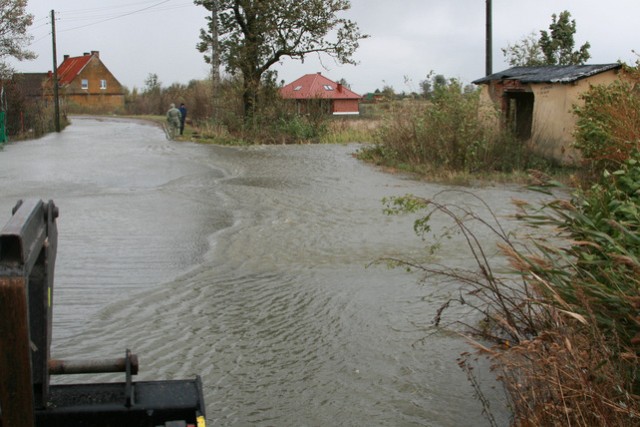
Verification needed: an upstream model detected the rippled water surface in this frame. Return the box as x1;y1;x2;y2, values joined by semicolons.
0;117;546;426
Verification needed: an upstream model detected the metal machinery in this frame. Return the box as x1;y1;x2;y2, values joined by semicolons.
0;200;206;427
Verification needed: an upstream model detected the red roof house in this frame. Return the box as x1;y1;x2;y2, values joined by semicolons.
280;72;361;115
53;51;124;113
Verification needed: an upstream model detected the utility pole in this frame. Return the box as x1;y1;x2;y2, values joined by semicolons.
51;9;60;132
210;0;220;89
209;0;221;121
485;0;492;76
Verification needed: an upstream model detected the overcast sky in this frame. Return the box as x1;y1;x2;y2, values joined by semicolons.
10;0;640;95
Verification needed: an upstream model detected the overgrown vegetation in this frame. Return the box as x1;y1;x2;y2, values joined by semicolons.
124;72;375;145
356;75;551;182
0;0;62;139
573;63;640;181
382;63;640;425
382;158;640;425
2;75;69;139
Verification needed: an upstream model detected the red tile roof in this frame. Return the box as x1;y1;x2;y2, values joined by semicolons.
57;54;93;85
280;73;361;100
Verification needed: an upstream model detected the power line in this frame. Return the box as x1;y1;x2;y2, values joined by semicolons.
59;3;193;24
25;1;195;47
56;0;179;14
58;1;193;20
55;0;192;33
58;0;171;32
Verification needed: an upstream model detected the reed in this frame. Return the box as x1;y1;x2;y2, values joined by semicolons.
382;157;640;425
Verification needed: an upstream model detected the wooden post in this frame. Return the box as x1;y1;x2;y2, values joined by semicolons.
51;10;61;132
486;0;493;76
0;276;35;427
0;199;57;426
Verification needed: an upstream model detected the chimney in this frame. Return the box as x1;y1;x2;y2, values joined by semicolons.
337;83;343;93
91;50;99;58
83;52;90;56
63;54;69;61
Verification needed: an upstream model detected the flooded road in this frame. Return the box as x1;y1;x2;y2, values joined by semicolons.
0;117;539;426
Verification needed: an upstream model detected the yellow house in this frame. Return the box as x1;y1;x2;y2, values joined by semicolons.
54;51;125;113
473;64;622;164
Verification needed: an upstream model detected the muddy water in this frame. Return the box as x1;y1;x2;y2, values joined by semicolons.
0;117;545;426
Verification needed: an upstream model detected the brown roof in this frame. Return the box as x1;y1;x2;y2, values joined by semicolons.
280;73;361;100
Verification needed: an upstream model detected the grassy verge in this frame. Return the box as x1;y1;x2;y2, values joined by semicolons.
356;140;575;186
319;117;378;144
164;115;378;146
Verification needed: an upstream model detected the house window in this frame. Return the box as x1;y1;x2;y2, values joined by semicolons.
100;79;107;90
324;85;334;91
294;85;303;91
81;79;88;90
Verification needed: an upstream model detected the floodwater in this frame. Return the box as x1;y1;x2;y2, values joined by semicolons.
0;117;546;426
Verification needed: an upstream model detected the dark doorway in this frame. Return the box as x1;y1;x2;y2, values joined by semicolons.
504;91;534;140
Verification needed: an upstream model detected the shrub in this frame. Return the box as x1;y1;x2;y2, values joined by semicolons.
381;156;640;424
528;155;640;349
274;115;325;142
2;76;64;139
573;64;640;179
369;79;529;175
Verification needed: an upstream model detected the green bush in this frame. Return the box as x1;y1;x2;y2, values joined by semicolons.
275;115;325;142
573;65;640;179
535;155;640;348
369;79;529;175
381;154;640;423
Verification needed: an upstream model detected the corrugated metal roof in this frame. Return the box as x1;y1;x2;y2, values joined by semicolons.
280;73;361;100
473;63;622;85
57;54;93;85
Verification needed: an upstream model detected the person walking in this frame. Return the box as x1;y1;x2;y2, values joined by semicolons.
178;103;187;135
166;103;181;139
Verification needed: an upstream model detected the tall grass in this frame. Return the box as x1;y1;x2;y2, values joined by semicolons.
496;159;640;424
382;156;640;425
320;118;378;144
360;80;536;176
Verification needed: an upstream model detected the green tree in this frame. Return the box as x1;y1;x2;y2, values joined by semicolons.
502;10;590;67
0;0;35;77
195;0;367;118
380;84;395;100
539;10;591;65
420;72;448;99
